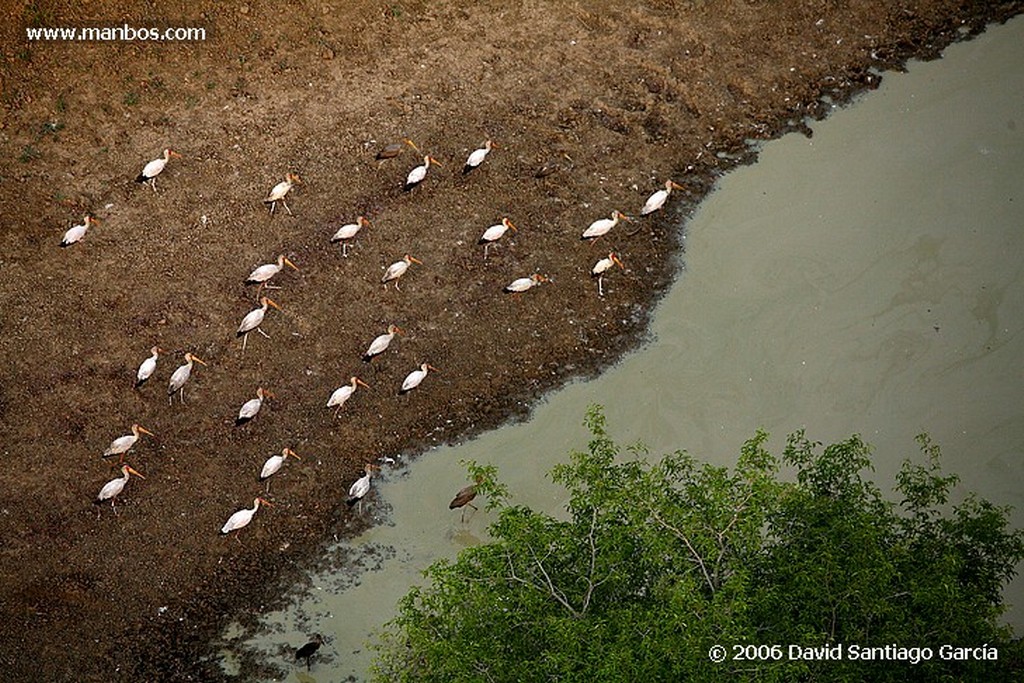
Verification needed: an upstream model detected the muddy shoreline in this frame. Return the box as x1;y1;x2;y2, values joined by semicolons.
1;2;1020;680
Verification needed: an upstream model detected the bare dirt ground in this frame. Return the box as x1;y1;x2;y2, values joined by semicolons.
0;1;1019;680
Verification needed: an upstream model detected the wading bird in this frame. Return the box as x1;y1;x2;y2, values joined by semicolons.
592;252;624;296
102;423;154;461
363;324;402;361
400;363;438;394
382;254;422;291
640;179;685;216
464;139;494;173
479;218;516;259
504;273;548;294
168;352;207;404
346;463;380;513
582;210;629;242
247;254;298;288
221;497;272;537
237;387;273;424
295;634;325;671
449;477;482;522
135;346;164;387
330;216;371;257
96;464;145;513
136;148;181;191
260;447;300;491
264;173;301;215
377;138;419;160
327;376;369;417
61;215;99;247
405;155;441;190
237;297;282;351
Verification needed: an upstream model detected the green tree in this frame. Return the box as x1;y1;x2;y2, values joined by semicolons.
371;407;1024;682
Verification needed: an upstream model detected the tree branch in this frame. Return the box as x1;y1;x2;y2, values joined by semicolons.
649;507;716;594
504;547;579;618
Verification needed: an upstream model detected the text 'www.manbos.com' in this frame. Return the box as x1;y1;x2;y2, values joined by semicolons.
26;25;206;42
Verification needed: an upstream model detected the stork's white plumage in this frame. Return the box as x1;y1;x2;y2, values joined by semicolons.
582;211;629;241
97;465;145;509
405;155;441;189
592;252;624;297
168;352;207;403
61;215;99;246
331;216;371;257
400;363;438;393
237;387;273;423
327;376;369;417
136;148;181;191
260;447;300;482
640;180;685;216
504;273;548;293
363;324;402;361
346;463;380;512
247;255;298;285
135;346;164;387
102;423;154;460
221;497;272;535
382;254;423;290
264;173;301;214
237;297;282;351
464;139;494;171
479;218;516;259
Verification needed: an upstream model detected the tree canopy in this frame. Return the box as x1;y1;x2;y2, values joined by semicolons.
371;407;1024;682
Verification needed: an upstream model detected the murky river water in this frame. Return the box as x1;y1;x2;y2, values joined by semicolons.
229;18;1024;681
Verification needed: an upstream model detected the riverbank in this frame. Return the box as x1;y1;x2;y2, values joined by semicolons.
1;2;1020;680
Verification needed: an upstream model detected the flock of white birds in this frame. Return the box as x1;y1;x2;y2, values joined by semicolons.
75;141;684;537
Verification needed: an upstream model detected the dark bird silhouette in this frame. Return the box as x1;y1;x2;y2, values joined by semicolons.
376;138;417;160
295;634;324;671
449;480;480;522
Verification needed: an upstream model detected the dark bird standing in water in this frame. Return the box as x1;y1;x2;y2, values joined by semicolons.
449;477;482;522
295;634;324;671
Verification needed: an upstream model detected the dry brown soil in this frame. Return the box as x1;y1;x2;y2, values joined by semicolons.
1;1;1020;680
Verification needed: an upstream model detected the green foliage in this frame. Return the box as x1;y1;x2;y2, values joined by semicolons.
372;407;1024;682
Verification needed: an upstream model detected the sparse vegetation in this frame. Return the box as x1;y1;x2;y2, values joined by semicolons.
19;145;41;163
